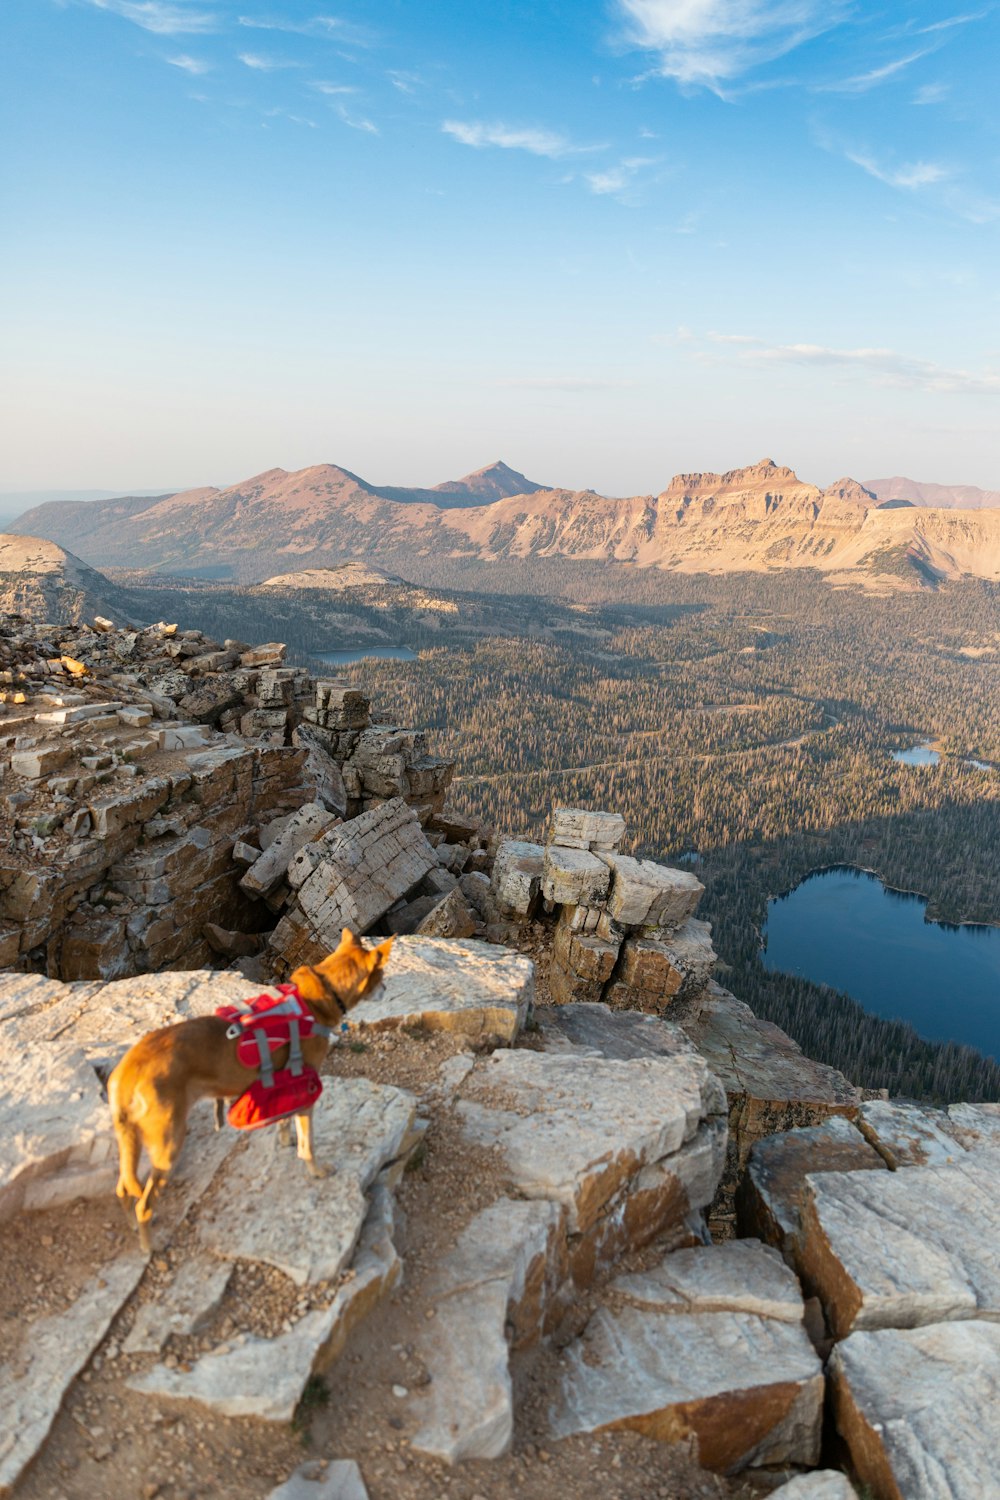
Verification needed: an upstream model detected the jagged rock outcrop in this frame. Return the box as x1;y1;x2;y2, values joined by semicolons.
0;619;468;982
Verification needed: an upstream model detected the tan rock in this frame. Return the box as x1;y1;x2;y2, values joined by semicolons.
830;1322;1000;1500
415;886;477;940
549;807;626;851
598;853;703;929
857;1099;966;1169
350;935;534;1043
797;1151;1000;1338
614;1238;805;1323
239;801;338;897
550;1305;823;1470
541;845;611;906
410;1198;565;1462
490;837;544;915
739;1116;885;1265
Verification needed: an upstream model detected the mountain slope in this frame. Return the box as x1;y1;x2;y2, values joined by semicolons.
866;476;1000;509
13;458;1000;588
0;534;137;623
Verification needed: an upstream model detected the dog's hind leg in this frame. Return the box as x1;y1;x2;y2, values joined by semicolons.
295;1110;327;1179
114;1117;144;1204
134;1114;188;1253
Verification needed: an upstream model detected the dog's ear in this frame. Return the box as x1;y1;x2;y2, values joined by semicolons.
367;935;394;970
341;927;363;950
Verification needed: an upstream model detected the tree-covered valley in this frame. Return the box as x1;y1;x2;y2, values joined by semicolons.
118;562;1000;1101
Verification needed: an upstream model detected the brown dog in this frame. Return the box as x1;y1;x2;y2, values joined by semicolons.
109;929;393;1250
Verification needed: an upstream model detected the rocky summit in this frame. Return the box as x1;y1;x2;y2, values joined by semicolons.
0;605;997;1500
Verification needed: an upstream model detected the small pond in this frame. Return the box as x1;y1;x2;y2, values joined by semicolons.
893;741;940;766
763;866;1000;1059
315;646;417;665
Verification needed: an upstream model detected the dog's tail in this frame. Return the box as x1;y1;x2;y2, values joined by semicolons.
108;1072;144;1201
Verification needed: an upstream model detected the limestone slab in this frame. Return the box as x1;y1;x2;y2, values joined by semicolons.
947;1101;1000;1152
549;807;626;851
266;1461;368;1500
772;1474;857;1499
0;1254;146;1496
797;1151;1000;1338
350;936;534;1043
239;801;337;897
490;838;544;915
456;1045;723;1235
132;1186;402;1421
739;1116;884;1262
830;1322;1000;1500
541;845;611;906
551;1305;823;1471
598;854;703;929
615;1239;805;1323
410;1198;564;1463
198;1078;418;1286
122;1257;233;1355
857;1099;966;1169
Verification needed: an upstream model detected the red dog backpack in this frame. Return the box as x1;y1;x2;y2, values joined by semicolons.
215;984;332;1130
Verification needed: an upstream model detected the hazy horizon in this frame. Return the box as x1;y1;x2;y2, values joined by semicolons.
4;0;999;492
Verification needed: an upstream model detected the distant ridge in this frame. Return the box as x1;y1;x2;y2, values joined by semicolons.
11;456;1000;590
374;459;545;509
866;476;1000;510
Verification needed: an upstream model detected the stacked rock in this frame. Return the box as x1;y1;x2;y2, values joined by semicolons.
490;807;716;1012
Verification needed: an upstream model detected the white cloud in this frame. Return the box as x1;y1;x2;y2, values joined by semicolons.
333;102;378;134
913;81;949;105
237;50;301;69
442;120;590;159
916;11;988;34
310;80;358;94
237;14;374;46
584;155;660;200
846;150;950;190
817;49;931;94
616;0;848;86
705;332;1000;395
167;52;210;72
89;0;215;35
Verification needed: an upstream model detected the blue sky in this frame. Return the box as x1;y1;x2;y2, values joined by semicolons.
2;0;999;493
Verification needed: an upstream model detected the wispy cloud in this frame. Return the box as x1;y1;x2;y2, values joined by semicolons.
705;332;1000;395
442;120;598;159
817;49;931;94
89;0;215;35
913;81;949;105
310;80;358;95
166;51;210;72
237;14;374;46
616;0;849;87
333;102;378;134
916;11;988;34
846;149;950;190
237;50;302;70
584;155;660;201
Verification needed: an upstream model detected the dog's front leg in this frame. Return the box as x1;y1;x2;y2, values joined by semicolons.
295;1110;327;1178
277;1117;294;1148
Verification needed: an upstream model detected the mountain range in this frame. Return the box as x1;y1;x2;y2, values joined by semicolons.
10;458;1000;589
864;476;1000;510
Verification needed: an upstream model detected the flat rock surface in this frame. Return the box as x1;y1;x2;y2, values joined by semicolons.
350;936;534;1042
266;1461;369;1500
0;1254;145;1494
457;1046;723;1234
198;1078;417;1287
831;1321;1000;1500
857;1099;967;1168
614;1239;805;1323
410;1197;564;1463
772;1474;857;1498
740;1116;885;1258
550;1304;823;1471
540;1001;697;1062
798;1149;1000;1337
